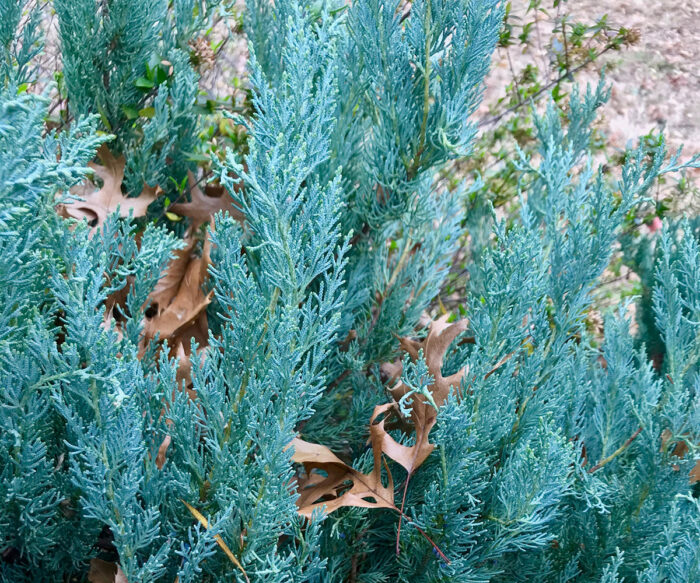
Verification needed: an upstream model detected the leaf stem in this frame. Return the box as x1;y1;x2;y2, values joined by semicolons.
395;473;411;555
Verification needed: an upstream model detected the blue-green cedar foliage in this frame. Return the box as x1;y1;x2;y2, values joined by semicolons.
0;82;180;579
54;0;223;197
0;0;41;87
1;0;700;582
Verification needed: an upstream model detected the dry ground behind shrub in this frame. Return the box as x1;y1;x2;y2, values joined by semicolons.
483;0;700;164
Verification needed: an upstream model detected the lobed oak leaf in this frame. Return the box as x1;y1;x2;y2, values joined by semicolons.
147;239;197;314
289;437;450;562
141;233;212;352
140;231;212;389
376;316;528;554
290;437;395;518
370;403;434;476
381;316;469;475
376;316;470;551
59;145;157;230
168;171;244;229
291;317;469;521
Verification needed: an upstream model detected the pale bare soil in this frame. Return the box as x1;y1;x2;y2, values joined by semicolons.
483;0;700;165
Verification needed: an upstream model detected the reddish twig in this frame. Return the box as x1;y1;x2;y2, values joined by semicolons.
588;426;643;474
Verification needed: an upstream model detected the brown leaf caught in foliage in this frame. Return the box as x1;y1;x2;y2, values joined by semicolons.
59;145;157;229
94;228;212;389
290;437;396;518
374;316;470;551
290;316;513;527
141;232;213;385
168;171;244;229
144;239;211;340
377;316;469;476
289;317;469;523
155;434;171;470
88;559;128;583
289;316;518;556
290;436;450;562
103;275;134;328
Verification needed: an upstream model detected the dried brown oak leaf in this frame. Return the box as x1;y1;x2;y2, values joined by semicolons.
290;436;396;518
377;316;511;553
88;559;128;583
290;435;450;562
290;318;467;519
168;171;244;229
142;234;212;346
59;145;157;229
376;315;469;476
140;233;212;387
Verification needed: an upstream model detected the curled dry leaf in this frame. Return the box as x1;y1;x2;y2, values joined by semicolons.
103;275;133;320
290;437;395;518
373;316;470;551
168;171;244;229
141;232;213;386
286;317;479;561
377;315;469;476
156;434;171;470
289;317;468;521
94;225;213;389
59;145;157;230
377;316;521;552
88;558;128;583
290;436;451;562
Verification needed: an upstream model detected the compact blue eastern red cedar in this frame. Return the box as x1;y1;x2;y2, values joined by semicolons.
0;0;699;581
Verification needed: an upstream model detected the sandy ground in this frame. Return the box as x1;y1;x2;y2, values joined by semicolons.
482;0;700;161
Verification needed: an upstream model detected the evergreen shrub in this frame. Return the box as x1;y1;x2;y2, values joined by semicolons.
1;0;699;581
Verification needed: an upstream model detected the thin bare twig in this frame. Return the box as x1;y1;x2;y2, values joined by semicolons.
588;426;643;473
478;42;618;129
